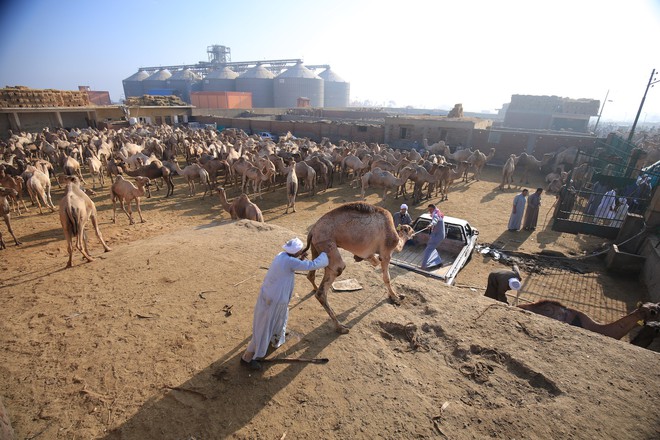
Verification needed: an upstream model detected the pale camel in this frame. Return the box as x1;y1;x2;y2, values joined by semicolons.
60;153;86;185
516;152;554;183
518;300;660;340
242;165;273;200
86;154;105;188
360;167;404;200
284;162;298;214
174;162;213;199
440;144;474;163
110;176;151;225
231;156;253;187
0;187;22;249
23;167;55;214
301;202;415;333
498;154;517;190
58;176;111;268
341;154;369;186
467;148;496;181
422;138;447;155
215;187;264;222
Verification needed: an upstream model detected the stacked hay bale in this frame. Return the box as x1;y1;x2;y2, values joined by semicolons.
124;94;187;106
447;103;464;118
0;86;90;107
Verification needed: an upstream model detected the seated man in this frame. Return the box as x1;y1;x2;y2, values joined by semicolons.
393;203;412;227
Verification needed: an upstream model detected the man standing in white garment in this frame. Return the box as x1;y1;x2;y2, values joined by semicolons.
241;238;329;371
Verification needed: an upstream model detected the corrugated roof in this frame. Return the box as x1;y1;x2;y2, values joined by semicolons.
123;71;150;82
169;69;201;80
319;68;346;83
277;62;320;79
145;69;172;81
206;67;239;80
238;65;274;79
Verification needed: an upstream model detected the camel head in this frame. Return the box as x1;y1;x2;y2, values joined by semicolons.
0;187;18;198
636;302;660;323
395;224;415;251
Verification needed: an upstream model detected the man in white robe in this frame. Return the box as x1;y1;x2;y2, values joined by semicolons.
594;188;616;223
241;238;329;370
507;189;528;231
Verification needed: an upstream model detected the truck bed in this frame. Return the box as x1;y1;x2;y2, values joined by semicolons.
391;239;466;280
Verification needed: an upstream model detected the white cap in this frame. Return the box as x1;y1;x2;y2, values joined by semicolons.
400;204;408;210
508;278;522;290
283;237;304;254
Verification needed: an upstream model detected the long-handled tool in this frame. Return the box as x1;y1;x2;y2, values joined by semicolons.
541;198;558;230
260;357;329;364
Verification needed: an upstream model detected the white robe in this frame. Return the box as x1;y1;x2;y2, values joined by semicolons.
507;194;526;230
595;190;616;220
245;251;329;359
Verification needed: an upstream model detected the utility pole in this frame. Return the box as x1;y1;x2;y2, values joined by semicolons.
593;89;610;133
627;68;659;143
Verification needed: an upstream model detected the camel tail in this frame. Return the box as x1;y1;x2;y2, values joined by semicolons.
66;206;80;237
301;230;313;255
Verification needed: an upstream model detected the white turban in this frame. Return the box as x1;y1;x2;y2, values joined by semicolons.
400;204;408;210
283;237;304;254
508;278;521;291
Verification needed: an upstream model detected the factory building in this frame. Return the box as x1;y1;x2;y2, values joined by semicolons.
121;44;350;108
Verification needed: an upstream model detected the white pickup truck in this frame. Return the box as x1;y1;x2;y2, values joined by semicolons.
390;214;478;285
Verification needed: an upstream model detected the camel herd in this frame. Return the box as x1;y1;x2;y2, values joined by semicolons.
1;124;659;346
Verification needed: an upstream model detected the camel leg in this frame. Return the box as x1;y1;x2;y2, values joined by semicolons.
314;244;349;333
126;200;135;225
366;255;380;267
64;230;73;268
90;214;111;252
111;195;117;223
379;254;402;305
3;214;21;246
119;199;132;224
306;244;320;290
80;228;95;262
136;198;145;223
0;231;5;249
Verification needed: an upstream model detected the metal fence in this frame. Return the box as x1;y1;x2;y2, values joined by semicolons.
551;141;657;238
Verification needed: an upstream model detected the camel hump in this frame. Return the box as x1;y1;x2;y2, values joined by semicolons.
335;202;379;214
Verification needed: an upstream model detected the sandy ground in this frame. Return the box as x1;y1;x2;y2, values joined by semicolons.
1;165;658;439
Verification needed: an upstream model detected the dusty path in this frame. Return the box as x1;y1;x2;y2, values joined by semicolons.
0;165;656;439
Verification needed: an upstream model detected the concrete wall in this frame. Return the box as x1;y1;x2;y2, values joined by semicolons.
639;235;660;301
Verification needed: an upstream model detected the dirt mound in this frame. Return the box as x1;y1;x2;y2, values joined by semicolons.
1;220;658;439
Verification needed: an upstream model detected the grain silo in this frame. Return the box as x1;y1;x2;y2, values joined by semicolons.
122;70;150;98
236;64;274;108
274;62;324;108
203;66;239;92
142;69;173;96
319;68;350;108
166;69;201;103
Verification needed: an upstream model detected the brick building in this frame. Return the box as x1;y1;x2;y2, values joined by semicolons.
503;94;599;133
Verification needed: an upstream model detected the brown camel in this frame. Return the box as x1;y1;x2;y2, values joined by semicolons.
215;187;264;222
518;300;660;339
0;187;22;249
124;163;174;197
516;152;554;183
301;202;415;333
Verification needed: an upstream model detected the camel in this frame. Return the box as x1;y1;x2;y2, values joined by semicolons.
284;162;298;214
202;158;232;186
60;153;86;185
301;202;415;333
516;152;554;184
0;187;22;249
467;148;496;181
440;144;474;163
436;161;470;201
174;162;213;199
294;161;317;196
23;167;55;214
0;171;28;215
110;176;151;225
422;138;447;155
341;154;369;186
58;176;111;268
124;163;174;197
360;168;404;200
518;300;660;340
215;187;264;222
86;154;105;188
498;154;517;190
242;165;273;200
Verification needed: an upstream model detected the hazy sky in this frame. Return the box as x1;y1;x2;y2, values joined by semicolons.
1;0;659;122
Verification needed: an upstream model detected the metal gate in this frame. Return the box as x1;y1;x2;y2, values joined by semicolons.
551;137;658;238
